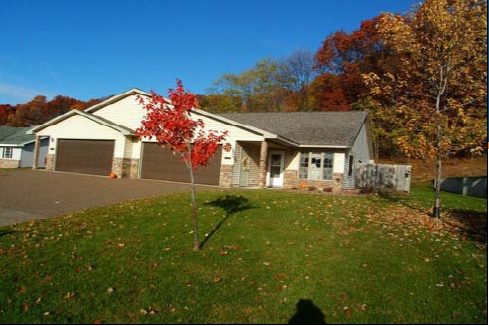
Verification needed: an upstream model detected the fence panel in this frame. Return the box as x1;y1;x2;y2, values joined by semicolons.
356;163;411;192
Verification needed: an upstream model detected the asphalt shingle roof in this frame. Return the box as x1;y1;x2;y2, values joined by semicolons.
218;111;368;147
0;126;34;145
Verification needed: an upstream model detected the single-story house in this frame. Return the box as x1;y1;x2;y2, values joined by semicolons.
0;126;49;169
28;88;374;190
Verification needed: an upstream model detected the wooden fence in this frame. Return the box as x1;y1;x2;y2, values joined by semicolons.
355;163;412;193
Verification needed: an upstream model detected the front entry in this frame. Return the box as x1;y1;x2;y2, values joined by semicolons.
267;151;284;188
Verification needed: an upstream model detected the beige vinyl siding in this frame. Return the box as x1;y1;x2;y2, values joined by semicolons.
242;145;260;187
343;123;371;189
287;150;345;175
231;145;243;186
195;113;265;166
231;142;261;187
0;147;22;160
36;115;125;157
93;95;147;131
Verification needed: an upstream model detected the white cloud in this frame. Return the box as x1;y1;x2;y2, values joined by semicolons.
0;83;47;104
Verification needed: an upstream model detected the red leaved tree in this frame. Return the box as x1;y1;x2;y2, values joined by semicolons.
135;80;227;251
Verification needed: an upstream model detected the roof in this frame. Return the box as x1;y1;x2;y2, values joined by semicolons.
218;111;369;147
0;126;35;146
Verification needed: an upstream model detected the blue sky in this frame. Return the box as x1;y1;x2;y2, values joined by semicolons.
0;0;415;105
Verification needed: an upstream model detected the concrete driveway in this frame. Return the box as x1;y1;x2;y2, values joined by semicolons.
0;169;218;227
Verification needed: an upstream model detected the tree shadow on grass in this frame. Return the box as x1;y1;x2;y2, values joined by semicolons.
0;230;16;237
376;188;487;243
288;299;327;324
199;194;255;249
444;209;487;243
376;188;426;213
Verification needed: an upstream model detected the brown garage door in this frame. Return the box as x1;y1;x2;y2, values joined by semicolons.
56;139;115;176
141;142;222;185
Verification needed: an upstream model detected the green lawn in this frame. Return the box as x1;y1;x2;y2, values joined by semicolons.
0;187;487;324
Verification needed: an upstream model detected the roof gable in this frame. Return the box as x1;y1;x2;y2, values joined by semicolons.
85;88;151;113
28;110;134;136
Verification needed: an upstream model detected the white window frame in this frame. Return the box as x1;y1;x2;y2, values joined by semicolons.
299;151;334;181
2;147;13;159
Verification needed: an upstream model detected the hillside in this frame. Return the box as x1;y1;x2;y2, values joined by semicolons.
377;156;487;186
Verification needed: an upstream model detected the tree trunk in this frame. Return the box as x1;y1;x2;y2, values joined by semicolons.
432;93;443;219
189;166;200;251
433;146;442;218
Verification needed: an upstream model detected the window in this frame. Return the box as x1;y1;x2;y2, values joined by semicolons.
2;147;13;159
299;152;334;180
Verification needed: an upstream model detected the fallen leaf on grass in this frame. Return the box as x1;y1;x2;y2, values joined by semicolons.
64;292;75;299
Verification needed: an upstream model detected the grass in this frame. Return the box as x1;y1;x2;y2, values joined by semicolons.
0;188;487;324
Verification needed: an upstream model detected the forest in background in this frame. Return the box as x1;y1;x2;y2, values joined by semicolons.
1;0;486;159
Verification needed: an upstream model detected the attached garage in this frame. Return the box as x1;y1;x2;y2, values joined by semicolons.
141;142;222;185
55;139;115;176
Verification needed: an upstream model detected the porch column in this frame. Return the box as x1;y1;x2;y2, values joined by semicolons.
32;135;40;170
258;141;268;188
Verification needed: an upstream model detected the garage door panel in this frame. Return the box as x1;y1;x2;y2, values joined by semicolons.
141;143;221;185
56;139;115;176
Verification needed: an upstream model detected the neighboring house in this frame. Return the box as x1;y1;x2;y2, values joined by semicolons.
0;126;49;169
28;88;374;190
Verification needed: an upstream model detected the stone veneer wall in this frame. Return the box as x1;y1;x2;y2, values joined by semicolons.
122;158;140;179
284;170;344;190
219;164;233;188
111;158;123;178
45;154;55;171
111;158;140;178
0;159;20;168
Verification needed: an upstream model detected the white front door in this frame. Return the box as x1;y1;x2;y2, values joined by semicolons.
267;151;284;188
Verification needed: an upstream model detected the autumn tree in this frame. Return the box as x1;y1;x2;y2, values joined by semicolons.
0;104;15;125
197;94;243;113
308;74;351;111
206;51;316;112
313;16;398;110
135;80;227;251
278;49;316;111
364;0;488;218
11;95;48;126
208;58;286;112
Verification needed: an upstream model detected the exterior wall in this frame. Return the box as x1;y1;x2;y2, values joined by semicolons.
19;140;50;168
36;114;126;158
219;164;233;188
343;123;372;189
0;147;22;160
46;154;55;171
112;157;140;178
37;138;49;168
196;114;265;167
20;143;34;168
284;170;343;190
231;142;262;187
283;149;346;190
92;95;146;131
0;147;22;168
0;159;20;168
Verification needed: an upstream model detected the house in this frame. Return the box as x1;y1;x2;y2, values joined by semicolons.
0;126;49;169
28;88;374;190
